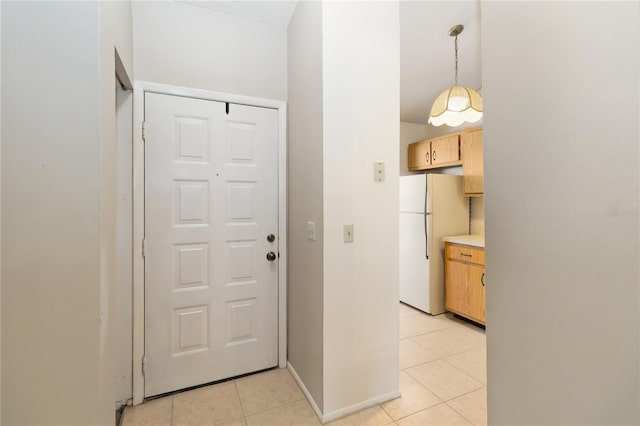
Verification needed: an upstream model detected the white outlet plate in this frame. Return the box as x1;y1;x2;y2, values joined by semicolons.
307;221;316;241
373;162;385;182
343;224;354;243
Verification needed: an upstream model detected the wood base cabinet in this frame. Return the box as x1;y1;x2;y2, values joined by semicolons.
445;242;486;324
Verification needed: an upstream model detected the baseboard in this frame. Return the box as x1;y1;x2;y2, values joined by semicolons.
320;389;401;424
287;362;324;422
287;361;401;424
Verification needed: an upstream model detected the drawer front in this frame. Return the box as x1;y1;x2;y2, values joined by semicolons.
446;243;485;265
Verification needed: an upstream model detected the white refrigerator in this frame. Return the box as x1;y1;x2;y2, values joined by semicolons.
399;174;469;314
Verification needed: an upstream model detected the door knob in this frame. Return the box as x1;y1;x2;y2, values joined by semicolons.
267;234;276;242
266;252;277;261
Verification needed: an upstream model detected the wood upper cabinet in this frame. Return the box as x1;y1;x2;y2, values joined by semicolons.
408;134;461;171
408;140;431;170
445;242;485;325
461;128;484;196
431;134;460;166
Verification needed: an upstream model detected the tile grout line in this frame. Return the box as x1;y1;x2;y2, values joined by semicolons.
243;397;308;419
403;359;484;405
170;395;174;426
380;395;444;423
233;379;255;425
234;374;308;421
444;401;476;426
405;340;486;363
444;393;486;426
439;357;486;387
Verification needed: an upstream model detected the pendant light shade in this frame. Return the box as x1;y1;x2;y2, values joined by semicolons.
428;85;483;127
428;25;483;127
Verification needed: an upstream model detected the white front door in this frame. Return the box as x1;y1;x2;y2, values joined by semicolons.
144;92;279;397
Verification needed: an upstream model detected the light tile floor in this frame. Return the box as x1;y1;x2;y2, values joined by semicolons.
122;303;486;426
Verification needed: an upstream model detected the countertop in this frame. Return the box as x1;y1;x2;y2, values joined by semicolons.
442;234;485;248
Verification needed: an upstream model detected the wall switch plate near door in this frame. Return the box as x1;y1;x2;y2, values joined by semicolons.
307;221;316;241
344;224;354;243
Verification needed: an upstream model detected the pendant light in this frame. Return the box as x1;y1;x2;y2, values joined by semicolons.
428;25;483;127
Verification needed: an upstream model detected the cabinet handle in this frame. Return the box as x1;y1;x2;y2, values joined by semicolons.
460;253;472;257
433;150;437;161
481;272;485;287
425;152;430;162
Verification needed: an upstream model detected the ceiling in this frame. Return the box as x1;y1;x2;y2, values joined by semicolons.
400;1;481;125
178;1;298;27
178;0;482;125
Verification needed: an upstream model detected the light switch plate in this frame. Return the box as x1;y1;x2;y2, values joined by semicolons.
343;224;354;243
307;221;316;241
373;162;385;182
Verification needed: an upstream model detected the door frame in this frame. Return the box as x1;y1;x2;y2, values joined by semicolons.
132;81;287;405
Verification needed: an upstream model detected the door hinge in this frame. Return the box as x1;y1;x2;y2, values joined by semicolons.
142;356;146;376
142;121;146;141
142;238;147;257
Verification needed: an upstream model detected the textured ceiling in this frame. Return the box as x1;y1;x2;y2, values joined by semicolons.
177;0;298;27
177;0;482;125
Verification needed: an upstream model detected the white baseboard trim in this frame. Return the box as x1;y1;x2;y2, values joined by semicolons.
287;362;323;422
287;361;400;424
321;389;401;424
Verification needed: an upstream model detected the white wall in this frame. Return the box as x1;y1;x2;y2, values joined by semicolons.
287;0;325;412
322;1;400;415
133;1;286;100
2;3;103;423
1;2;133;423
115;85;134;407
483;2;639;424
100;1;134;419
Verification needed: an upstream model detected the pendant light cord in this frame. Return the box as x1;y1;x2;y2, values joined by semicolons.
454;34;459;86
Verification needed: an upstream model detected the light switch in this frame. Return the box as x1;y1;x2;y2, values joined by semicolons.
307;221;316;241
373;162;385;182
343;224;354;243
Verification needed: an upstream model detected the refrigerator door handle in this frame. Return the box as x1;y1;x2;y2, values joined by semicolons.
424;213;428;259
424;178;429;259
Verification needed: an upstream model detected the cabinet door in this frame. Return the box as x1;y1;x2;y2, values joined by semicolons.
462;129;483;195
467;264;486;324
445;260;466;315
445;259;486;325
431;135;460;166
408;140;431;170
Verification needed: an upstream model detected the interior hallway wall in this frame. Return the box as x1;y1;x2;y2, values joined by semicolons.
286;0;325;412
1;1;134;423
100;1;134;420
2;3;103;423
133;1;287;100
322;1;400;415
483;2;639;424
115;85;134;407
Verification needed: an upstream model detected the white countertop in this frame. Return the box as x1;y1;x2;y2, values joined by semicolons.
442;234;485;248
